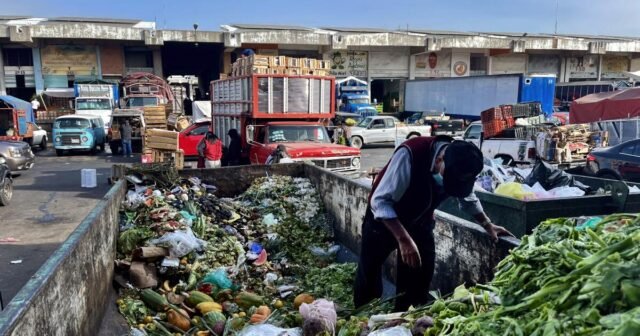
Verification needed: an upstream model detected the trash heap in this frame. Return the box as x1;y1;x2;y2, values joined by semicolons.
114;169;390;336
352;213;640;336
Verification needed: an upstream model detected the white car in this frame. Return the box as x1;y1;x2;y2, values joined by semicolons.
350;116;431;149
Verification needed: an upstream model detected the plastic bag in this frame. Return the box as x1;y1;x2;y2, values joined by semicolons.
494;182;536;200
309;245;340;259
237;324;301;336
368;326;412;336
179;210;195;226
549;186;585;198
148;228;206;257
262;213;278;226
299;299;337;334
201;268;233;290
524;159;591;193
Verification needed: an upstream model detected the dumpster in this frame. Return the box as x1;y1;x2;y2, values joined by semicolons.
438;175;640;237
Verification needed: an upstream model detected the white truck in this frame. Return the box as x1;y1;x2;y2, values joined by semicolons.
350;115;431;148
74;83;118;128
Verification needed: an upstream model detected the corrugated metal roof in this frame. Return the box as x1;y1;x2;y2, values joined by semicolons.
51;16;142;25
405;29;478;36
228;23;312;31
320;27;393;33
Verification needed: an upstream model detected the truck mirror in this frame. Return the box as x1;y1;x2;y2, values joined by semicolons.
246;125;255;144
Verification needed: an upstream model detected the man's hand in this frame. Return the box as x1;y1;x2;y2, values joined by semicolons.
398;236;422;268
483;223;514;242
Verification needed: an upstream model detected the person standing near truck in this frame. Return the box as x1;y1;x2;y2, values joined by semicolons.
198;132;223;168
120;120;133;158
354;135;514;311
227;129;242;166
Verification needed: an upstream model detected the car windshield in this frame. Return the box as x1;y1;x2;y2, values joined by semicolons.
126;97;158;107
55;118;91;129
349;98;369;104
357;117;373;128
267;125;330;143
76;98;111;110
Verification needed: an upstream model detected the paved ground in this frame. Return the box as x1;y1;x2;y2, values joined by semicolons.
360;143;395;172
0;147;138;306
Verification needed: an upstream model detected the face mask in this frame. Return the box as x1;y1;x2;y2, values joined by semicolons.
432;173;444;187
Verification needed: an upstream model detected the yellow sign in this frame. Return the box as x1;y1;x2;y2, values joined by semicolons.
41;45;98;76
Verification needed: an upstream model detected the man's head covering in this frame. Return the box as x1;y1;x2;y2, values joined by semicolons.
242;49;255;57
228;129;239;138
442;140;483;197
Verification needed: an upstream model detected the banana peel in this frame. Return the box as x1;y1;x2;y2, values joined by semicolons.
224;211;241;224
162;280;176;293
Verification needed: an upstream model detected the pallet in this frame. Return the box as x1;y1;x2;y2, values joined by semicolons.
147;149;184;170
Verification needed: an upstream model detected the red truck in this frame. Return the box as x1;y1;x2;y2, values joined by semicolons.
210;74;361;172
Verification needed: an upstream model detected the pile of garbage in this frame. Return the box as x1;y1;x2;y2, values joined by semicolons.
114;168;391;336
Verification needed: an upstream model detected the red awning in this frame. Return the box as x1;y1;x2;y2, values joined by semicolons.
570;88;640;123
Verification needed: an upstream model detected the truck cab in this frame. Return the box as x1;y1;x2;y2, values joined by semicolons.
107;109;146;154
246;122;361;172
123;95;161;109
336;76;377;118
75;97;113;127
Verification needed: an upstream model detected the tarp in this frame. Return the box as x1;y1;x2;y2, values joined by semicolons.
570;88;640;123
0;95;34;123
192;101;211;123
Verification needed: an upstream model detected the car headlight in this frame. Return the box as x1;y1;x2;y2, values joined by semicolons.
9;148;22;158
82;136;89;143
55;136;61;142
352;157;360;167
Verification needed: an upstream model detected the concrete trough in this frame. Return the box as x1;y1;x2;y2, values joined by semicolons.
0;163;518;334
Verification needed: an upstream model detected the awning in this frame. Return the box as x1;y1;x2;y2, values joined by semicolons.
570;87;640;123
43;88;75;98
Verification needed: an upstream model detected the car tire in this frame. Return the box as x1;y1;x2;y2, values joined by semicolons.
40;137;48;150
56;149;64;156
350;136;363;149
407;132;420;139
0;177;13;206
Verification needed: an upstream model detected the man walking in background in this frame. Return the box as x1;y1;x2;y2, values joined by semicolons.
120;120;133;158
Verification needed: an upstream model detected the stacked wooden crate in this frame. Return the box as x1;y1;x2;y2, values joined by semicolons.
143;105;169;129
143;129;184;169
231;55;331;77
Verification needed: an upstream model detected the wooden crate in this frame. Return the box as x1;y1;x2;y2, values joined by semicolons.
150;149;184;170
287;57;302;68
269;56;287;67
268;67;287;75
285;67;303;75
247;55;270;67
144;128;179;151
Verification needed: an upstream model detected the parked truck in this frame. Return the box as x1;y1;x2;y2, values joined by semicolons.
74;81;119;128
211;74;362;172
0;95;47;149
121;72;174;109
336;76;378;118
350;115;431;149
404;74;556;119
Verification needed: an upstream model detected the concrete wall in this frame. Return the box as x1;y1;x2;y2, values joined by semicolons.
0;181;127;336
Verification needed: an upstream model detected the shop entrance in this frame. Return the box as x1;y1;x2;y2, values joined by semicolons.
371;79;402;113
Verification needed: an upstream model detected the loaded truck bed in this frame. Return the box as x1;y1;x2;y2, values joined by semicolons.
0;163;517;335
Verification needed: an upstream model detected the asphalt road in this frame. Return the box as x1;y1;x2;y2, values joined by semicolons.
0;147;138;306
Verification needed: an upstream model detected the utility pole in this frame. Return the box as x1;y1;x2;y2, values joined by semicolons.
554;0;559;35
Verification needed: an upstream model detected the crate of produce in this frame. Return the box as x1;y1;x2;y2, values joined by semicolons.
481;107;503;123
483;120;506;138
144;128;179;151
269;56;287;67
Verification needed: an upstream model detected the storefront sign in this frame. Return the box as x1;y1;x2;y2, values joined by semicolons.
41;45;98;76
329;51;367;77
602;55;629;79
414;51;450;77
451;52;470;77
566;56;598;79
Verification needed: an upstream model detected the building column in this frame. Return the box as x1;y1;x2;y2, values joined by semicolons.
32;47;44;93
152;49;163;78
597;55;603;81
0;45;6;95
95;45;103;78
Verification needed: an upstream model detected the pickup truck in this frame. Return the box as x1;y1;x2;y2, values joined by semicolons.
350;115;431;149
462;121;585;168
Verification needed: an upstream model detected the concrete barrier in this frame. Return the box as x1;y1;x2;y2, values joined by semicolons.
0;181;127;336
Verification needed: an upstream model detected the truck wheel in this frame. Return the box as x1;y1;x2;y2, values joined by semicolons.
0;177;12;206
407;133;420;139
351;136;363;149
39;137;48;150
56;149;64;156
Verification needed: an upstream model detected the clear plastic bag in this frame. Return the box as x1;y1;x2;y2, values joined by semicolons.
148;228;206;257
299;299;337;334
237;324;301;336
368;326;412;336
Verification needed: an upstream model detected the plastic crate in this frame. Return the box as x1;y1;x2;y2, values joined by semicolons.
500;105;513;119
481;107;503;123
505;117;515;128
512;104;531;118
483;120;506;138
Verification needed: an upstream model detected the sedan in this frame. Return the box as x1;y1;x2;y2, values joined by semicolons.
587;139;640;182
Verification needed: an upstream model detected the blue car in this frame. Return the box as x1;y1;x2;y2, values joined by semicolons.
53;115;106;156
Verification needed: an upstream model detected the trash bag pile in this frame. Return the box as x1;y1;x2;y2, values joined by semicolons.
114;168;390;336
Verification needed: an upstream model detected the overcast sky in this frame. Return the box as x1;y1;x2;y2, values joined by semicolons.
3;0;640;37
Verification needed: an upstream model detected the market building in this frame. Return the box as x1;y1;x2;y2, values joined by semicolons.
1;16;640;111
